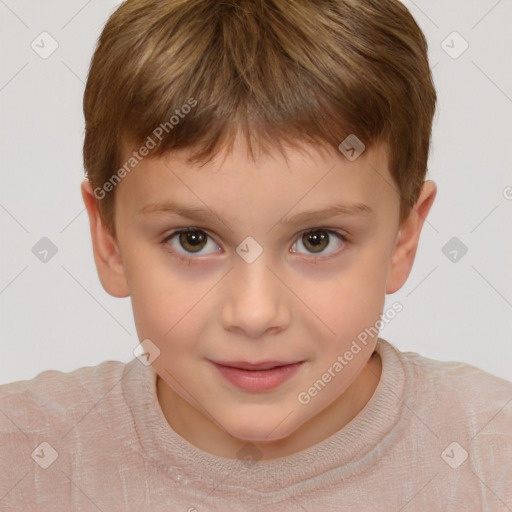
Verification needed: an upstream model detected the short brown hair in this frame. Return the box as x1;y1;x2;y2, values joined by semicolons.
83;0;436;235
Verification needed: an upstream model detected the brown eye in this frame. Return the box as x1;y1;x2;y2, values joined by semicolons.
164;228;222;261
301;230;329;253
291;229;346;257
178;230;208;253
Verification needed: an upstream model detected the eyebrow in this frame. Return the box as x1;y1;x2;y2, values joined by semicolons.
139;201;373;225
280;202;373;225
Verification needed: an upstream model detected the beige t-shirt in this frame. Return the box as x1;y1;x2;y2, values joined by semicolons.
0;338;511;511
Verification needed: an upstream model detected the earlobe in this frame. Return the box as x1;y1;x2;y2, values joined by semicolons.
385;180;437;294
81;180;130;298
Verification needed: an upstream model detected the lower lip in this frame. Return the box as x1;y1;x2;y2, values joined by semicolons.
211;362;304;392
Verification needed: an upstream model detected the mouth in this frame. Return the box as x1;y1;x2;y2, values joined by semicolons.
209;360;305;392
211;360;303;371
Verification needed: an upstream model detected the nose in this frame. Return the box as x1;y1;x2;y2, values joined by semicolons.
221;254;291;338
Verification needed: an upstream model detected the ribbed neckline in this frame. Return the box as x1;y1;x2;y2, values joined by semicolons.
122;338;411;495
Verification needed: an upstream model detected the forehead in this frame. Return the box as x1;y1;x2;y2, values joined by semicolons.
115;134;399;227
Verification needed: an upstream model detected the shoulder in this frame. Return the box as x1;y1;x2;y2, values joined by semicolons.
0;359;127;410
394;345;512;491
398;347;512;411
0;360;128;450
0;360;132;506
397;346;512;430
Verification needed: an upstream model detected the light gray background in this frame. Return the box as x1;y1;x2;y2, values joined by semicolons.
0;0;511;385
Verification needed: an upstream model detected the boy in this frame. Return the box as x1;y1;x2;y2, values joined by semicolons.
1;0;511;510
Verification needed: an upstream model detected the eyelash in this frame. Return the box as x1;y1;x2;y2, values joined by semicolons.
161;227;349;263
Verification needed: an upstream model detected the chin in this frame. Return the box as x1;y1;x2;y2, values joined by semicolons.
219;408;300;443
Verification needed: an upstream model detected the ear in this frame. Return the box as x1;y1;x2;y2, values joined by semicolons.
386;180;437;294
81;180;130;298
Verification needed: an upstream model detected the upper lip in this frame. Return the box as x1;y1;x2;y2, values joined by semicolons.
210;360;303;371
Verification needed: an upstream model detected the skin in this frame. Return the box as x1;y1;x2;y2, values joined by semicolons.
82;132;436;460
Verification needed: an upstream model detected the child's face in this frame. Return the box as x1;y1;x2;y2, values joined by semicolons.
83;133;435;457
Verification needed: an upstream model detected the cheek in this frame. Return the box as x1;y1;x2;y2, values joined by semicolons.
123;250;179;338
126;257;211;353
316;249;388;345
